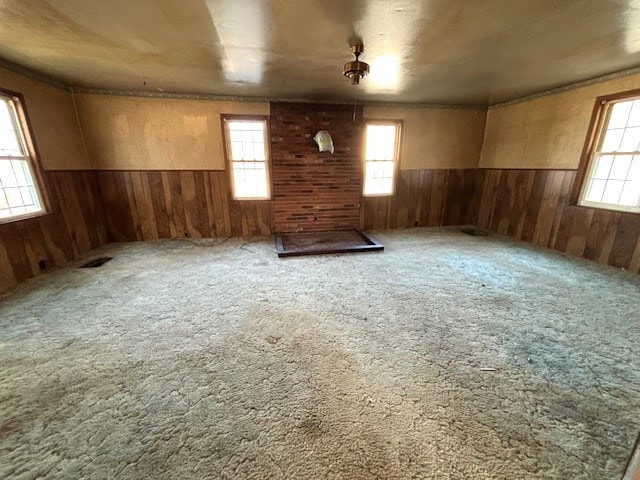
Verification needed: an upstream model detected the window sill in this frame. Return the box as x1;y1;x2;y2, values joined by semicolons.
575;202;640;215
231;197;271;202
0;210;50;226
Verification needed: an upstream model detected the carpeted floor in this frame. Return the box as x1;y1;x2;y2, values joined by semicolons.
1;227;639;479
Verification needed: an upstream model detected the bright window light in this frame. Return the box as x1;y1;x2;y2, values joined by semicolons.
580;97;640;213
363;122;401;196
0;95;44;221
223;118;270;200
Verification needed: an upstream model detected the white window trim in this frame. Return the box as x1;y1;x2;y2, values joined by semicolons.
362;120;402;197
222;116;271;201
578;95;640;214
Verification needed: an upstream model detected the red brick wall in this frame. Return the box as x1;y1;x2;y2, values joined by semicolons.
270;102;363;232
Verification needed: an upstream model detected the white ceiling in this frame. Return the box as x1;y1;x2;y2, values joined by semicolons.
2;0;640;105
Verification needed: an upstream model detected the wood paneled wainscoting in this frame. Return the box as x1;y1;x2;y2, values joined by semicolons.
360;169;479;230
96;170;274;242
0;171;109;292
475;169;640;273
96;168;479;242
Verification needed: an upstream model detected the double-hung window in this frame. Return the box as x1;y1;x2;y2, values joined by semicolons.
579;93;640;213
363;121;401;196
0;93;45;221
222;116;271;200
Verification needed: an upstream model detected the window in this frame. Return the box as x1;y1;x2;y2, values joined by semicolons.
578;92;640;213
0;93;45;221
222;116;271;200
363;121;401;196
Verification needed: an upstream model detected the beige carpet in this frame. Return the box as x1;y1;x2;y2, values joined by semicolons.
1;227;639;479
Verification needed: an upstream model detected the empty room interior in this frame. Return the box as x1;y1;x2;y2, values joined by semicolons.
2;1;640;479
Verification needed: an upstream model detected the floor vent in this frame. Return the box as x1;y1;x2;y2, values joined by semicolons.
81;257;113;268
461;227;490;237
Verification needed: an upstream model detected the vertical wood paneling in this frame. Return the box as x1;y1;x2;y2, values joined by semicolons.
0;171;108;292
476;168;640;273
6;166;637;294
98;168;479;244
95;170;274;242
360;169;479;230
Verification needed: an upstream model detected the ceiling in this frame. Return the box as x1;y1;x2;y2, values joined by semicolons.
2;0;640;105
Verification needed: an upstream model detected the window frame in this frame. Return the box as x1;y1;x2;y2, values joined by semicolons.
221;114;272;201
0;88;49;224
573;88;640;214
362;119;403;197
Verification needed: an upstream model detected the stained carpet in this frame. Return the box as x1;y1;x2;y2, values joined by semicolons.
1;228;639;479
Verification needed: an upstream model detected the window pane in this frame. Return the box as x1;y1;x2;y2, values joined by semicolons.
609;155;632;180
253;143;265;161
364;161;394;195
627;100;640;128
586;179;606;202
601;128;624;152
232;121;263;131
230;141;243;160
628;157;640;181
241;131;252;143
602;180;624;204
619;127;640;151
10;205;26;216
5;187;23;207
232;161;267;198
619;181;640;206
242;141;254;160
13;159;29;185
593;155;613;179
365;125;396;160
19;186;37;207
0;159;18;187
608;100;633;129
0;99;23;156
0;158;42;217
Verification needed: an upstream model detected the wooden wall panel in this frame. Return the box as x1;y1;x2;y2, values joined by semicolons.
360;169;478;230
475;169;640;273
0;171;109;292
96;170;274;242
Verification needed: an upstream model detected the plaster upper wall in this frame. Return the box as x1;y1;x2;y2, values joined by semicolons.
75;94;269;170
480;73;640;169
363;106;486;170
0;66;89;170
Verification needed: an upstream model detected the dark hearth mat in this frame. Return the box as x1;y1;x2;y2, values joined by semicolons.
275;229;383;257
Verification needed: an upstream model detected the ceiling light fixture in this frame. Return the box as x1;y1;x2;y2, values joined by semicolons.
343;44;370;85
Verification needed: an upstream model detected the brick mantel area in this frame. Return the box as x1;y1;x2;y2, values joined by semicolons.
270;102;363;233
